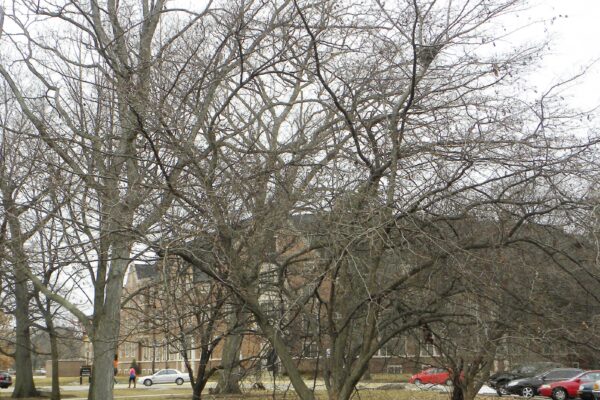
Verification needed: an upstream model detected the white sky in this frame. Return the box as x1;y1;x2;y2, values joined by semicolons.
523;0;600;110
1;0;597;111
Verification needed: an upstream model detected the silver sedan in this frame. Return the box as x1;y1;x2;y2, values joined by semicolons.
138;369;190;386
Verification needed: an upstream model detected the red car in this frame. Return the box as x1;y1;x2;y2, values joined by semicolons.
409;367;454;385
538;370;600;400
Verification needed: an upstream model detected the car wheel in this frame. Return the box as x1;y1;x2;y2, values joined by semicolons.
176;378;184;385
552;388;567;400
445;379;453;386
522;387;535;398
414;379;422;385
143;379;153;387
497;385;510;396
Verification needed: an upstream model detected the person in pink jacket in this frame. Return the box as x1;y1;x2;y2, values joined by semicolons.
128;367;137;388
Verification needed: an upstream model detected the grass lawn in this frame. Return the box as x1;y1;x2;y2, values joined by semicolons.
364;373;412;383
10;389;452;400
31;376;84;386
25;372;410;386
2;373;490;400
0;387;476;400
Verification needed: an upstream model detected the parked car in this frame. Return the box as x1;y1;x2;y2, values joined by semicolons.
506;368;583;397
409;367;454;385
137;369;190;386
538;371;600;400
0;371;13;389
489;362;562;396
591;380;600;400
578;382;594;400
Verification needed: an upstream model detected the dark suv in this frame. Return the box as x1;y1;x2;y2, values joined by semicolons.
489;362;562;396
0;371;12;389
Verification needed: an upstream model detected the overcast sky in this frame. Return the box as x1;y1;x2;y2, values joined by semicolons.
524;0;600;110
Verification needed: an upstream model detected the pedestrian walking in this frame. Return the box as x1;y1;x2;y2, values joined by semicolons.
113;355;119;384
128;366;137;388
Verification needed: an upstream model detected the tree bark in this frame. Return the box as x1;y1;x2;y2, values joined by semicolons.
256;317;314;400
2;194;38;399
11;270;38;398
214;333;242;394
36;293;62;400
48;322;61;400
87;252;129;400
214;310;242;394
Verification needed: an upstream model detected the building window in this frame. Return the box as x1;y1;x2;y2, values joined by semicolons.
260;299;279;321
143;346;150;361
375;345;389;358
420;343;440;357
125;342;134;358
302;342;319;358
387;365;403;374
376;336;409;358
259;264;278;292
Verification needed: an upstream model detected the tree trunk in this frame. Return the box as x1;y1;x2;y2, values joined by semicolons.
87;257;128;400
452;386;465;400
451;360;466;400
48;327;61;400
260;321;314;400
2;194;38;399
192;378;208;400
214;332;242;394
88;329;117;400
35;291;62;400
11;263;38;398
40;304;61;400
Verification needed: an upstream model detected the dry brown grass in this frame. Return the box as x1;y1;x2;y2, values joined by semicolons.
0;391;503;400
2;374;500;400
0;388;450;400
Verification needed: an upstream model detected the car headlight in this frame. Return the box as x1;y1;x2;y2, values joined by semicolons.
594;383;600;391
540;385;551;389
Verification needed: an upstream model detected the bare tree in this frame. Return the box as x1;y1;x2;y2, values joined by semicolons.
29;214;85;400
1;2;598;400
0;87;48;398
0;1;210;397
162;2;599;400
122;254;245;400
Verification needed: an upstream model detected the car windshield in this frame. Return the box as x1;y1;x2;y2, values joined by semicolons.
510;364;554;375
580;372;600;381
